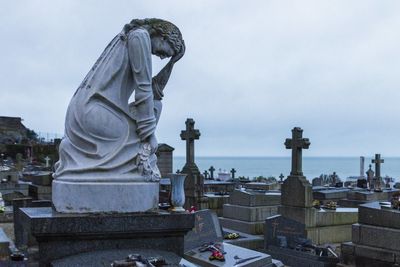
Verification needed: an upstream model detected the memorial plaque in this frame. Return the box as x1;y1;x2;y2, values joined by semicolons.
184;209;223;252
265;215;307;249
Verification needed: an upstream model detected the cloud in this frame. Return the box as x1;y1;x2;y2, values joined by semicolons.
1;1;400;156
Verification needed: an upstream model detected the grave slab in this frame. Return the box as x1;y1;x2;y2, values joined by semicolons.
223;228;264;251
358;201;400;229
185;242;273;267
20;207;194;266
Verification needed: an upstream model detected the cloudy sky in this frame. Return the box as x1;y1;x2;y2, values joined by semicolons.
1;1;400;157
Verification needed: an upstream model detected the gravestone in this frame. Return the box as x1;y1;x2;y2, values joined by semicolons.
203;170;209;179
270;127;358;249
180;118;207;209
265;215;306;249
372;154;384;190
184;209;277;267
366;164;374;189
282;127;312;208
230;168;236;179
184;209;223;252
356;179;367;189
341;202;400;266
155;143;174;178
209;166;215;179
220;189;280;235
279;173;284;184
312;177;323;187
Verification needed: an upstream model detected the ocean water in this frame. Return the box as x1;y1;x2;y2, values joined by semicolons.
173;156;400;182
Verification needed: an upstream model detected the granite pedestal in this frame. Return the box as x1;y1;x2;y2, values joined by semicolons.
20;207;194;266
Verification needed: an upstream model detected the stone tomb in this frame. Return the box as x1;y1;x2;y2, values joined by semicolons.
265;215;339;267
219;189;280;235
278;177;358;245
184;209;280;267
313;187;350;204
20;207;194;266
341;201;400;266
338;188;399;207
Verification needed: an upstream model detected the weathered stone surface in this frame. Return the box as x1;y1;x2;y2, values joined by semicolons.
229;189;281;207
278;205;317;227
316;208;358;227
52;181;159;213
223;203;278;222
205;193;229;216
20;207;194;265
307;224;352;244
281;176;312;208
352;223;360;244
356;224;400;251
355;243;396;264
358;201;400;229
313;188;349;201
219;217;264;235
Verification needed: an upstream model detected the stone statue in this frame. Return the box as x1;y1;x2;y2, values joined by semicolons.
53;18;185;213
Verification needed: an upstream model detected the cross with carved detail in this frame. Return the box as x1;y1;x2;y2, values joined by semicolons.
285;127;310;176
372;154;384;179
180;118;200;166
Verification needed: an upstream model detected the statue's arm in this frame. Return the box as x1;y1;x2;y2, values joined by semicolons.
152;61;174;100
127;29;156;141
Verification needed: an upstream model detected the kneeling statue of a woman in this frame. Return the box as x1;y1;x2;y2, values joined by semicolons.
53;18;185;213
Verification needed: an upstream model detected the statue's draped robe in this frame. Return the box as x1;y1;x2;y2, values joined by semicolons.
54;28;159;182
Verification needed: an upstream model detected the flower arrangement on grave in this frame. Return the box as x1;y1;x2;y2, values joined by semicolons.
391;192;400;210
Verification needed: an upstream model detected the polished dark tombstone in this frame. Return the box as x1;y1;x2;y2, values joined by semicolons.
265;215;307;249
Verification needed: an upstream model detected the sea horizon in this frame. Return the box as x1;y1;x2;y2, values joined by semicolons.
173;156;400;182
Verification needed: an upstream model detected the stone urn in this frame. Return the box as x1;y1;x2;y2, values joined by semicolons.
169;173;187;212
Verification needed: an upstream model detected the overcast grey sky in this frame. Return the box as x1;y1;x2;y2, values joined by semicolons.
1;1;400;157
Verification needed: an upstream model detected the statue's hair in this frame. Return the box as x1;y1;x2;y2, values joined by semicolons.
124;18;183;53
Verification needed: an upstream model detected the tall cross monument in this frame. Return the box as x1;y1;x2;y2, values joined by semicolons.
180;118;207;209
284;127;310;176
372;154;384;179
180;118;201;172
281;127;313;208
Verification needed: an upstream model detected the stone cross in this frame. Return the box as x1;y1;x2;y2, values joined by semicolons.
284;127;310;176
279;173;284;183
230;168;236;179
209;166;215;179
372;154;384;179
203;170;209;179
44;156;51;167
180;118;200;166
